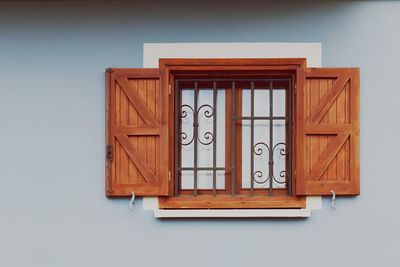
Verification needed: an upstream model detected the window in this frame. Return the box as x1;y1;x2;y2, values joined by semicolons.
175;78;292;195
105;59;360;209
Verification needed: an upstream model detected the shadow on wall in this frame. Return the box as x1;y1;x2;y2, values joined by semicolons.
0;0;357;37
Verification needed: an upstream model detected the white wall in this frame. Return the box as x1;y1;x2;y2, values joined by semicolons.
0;1;399;267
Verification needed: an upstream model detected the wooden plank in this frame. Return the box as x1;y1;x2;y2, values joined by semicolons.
159;58;307;68
105;69;112;194
336;80;346;180
327;78;337;181
113;125;160;135
120;82;129;183
115;80;121;184
309;78;319;184
137;79;147;183
308;133;350;181
159;195;306;209
116;77;157;125
224;88;233;193
319;78;328;181
158;69;169;196
303;181;354;195
350;71;360;194
129;79;139;184
147;79;157;176
304;124;351;134
116;134;158;184
295;66;306;194
308;76;349;124
112;183;160;196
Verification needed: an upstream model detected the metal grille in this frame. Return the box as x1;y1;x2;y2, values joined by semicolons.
174;78;292;197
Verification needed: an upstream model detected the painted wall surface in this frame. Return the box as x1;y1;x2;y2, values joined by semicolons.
0;1;398;266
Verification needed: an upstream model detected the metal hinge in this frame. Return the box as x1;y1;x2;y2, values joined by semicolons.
168;84;172;95
106;144;113;161
168;171;171;182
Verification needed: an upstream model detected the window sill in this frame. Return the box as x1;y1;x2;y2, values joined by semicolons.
142;196;321;218
158;195;306;209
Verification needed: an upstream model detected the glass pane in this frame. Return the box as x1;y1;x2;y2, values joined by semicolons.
180;89;194;168
197;89;214;167
178;87;226;191
254;89;269;117
272;120;286;188
273;89;286;117
181;170;193;190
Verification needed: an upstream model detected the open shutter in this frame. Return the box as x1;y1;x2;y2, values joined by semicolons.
296;68;360;195
106;68;169;196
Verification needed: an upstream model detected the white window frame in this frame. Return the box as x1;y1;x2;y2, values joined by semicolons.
142;42;322;218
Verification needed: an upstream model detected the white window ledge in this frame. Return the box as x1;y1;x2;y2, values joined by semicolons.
142;42;323;218
142;196;321;218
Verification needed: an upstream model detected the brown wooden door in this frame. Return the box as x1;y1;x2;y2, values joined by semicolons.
106;68;169;196
296;68;360;195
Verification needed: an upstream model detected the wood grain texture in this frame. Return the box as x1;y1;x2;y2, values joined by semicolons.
106;68;168;197
161;59;306;208
296;68;360;195
159;195;306;209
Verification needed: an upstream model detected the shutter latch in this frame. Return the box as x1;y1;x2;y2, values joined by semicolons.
106;144;113;161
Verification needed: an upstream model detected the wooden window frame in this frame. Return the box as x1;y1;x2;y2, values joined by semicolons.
159;58;307;209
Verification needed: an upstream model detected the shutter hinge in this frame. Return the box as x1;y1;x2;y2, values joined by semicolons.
106;144;113;161
168;171;171;182
168;84;172;95
106;67;113;73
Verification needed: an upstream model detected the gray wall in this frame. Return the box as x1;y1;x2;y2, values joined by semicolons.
0;1;398;266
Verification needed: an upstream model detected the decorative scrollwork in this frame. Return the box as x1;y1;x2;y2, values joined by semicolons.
198;131;214;145
273;142;287;157
253;142;270;156
178;103;215;146
197;104;214;118
252;142;288;185
196;104;215;145
179;104;194;119
180;132;194;146
253;170;270;184
179;105;194;146
272;170;287;184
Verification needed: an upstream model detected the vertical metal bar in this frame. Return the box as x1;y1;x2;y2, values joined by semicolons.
212;82;217;196
287;78;292;196
250;81;255;196
193;82;199;196
269;81;274;196
231;82;236;196
174;80;179;196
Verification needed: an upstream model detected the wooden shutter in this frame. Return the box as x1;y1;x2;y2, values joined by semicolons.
105;68;169;197
296;68;360;195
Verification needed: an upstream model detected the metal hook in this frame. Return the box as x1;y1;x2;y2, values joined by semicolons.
330;190;336;209
128;192;135;211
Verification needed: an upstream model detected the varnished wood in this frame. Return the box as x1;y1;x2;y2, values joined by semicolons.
113;125;160;135
308;133;350;181
160;58;307;68
159;195;306;209
296;68;360;195
161;58;306;208
116;77;157;125
308;76;349;124
106;68;169;197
